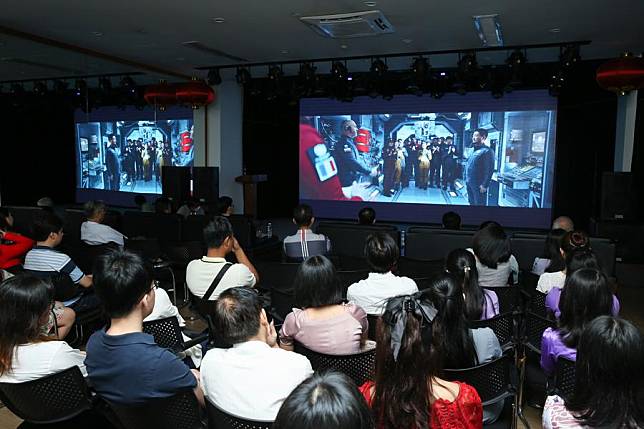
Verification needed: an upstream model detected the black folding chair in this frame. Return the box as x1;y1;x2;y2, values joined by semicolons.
483;286;522;314
337;269;369;298
0;366;110;427
143;316;207;355
206;400;273;429
553;356;576;402
126;239;178;304
294;342;375;387
396;256;444;280
108;389;205;429
366;314;380;341
270;288;296;321
469;312;516;351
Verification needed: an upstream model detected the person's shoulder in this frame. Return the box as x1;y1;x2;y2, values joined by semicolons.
542;327;560;342
271;347;312;368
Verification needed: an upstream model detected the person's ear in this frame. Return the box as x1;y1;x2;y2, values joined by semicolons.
292;218;296;225
309;217;315;227
259;308;269;328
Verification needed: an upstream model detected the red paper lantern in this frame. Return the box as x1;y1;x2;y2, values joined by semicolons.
596;53;644;96
354;128;372;153
175;78;215;109
143;81;176;111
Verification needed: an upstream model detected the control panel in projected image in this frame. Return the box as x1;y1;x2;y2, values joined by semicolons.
75;118;194;195
300;109;556;209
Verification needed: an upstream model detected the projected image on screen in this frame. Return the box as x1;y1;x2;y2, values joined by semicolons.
300;110;555;208
76;119;194;194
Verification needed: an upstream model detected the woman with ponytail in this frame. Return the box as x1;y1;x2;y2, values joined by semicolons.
446;249;499;321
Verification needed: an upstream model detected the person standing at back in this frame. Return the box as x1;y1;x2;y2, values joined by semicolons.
283;204;331;261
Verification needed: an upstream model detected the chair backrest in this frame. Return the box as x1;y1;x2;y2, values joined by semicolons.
316;222;400;258
590;237;616;276
510;237;545;272
443;353;514;406
396;256;444;280
5;206;43;237
109;390;205;429
367;314;380;341
405;230;474;260
528;291;548;317
0;366;93;424
337;269;369;297
122;211;158;239
483;286;522;314
63;209;86;242
228;215;256;250
206;400;273;429
270;288;296;321
524;312;556;352
182;215;209;242
256;262;300;291
151;214;183;242
554;356;576;401
469;312;515;350
143;316;184;352
294;342;376;386
126;238;163;260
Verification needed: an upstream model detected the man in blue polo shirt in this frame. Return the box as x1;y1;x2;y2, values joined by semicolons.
85;249;204;405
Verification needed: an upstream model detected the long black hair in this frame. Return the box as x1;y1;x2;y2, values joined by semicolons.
428;273;478;368
274;371;374;429
558;268;613;349
542;228;567;273
446;249;486;321
566;316;644;428
0;274;54;375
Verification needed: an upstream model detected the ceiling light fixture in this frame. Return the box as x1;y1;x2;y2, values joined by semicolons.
207;68;222;85
236;67;251;85
331;61;348;81
212;17;225;23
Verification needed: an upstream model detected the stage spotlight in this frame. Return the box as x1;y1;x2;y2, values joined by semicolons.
98;77;112;92
33;81;47;96
331;61;348;81
53;80;69;95
74;79;87;97
560;44;580;69
370;58;388;77
506;49;526;68
268;65;283;81
548;69;565;96
207;68;222;85
236;68;251;85
411;56;430;77
10;83;25;96
119;75;137;94
299;62;316;82
458;51;478;74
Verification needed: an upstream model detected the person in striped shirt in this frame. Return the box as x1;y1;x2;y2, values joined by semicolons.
283;204;331;262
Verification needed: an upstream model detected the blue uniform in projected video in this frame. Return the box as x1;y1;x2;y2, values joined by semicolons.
465;129;494;206
332;120;376;190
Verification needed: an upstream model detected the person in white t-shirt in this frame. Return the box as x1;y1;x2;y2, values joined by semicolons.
0;275;86;383
80;200;126;247
347;232;417;315
537;231;591;294
186;216;259;301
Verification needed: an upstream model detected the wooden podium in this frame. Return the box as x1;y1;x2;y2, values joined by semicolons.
235;174;267;217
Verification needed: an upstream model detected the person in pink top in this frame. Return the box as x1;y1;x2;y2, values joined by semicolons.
279;255;368;355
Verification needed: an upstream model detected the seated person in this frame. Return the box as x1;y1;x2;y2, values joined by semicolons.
280;256;368;355
217;196;234;216
85;249;203;405
154;196;173;214
545;249;620;318
532;228;567;276
537;231;590;293
542;316;644;429
283;204;331;261
186;216;258;300
0;207;35;272
552;216;575;233
446;249;499;321
80;200;126;247
24;211;98;313
273;372;374;429
0;274;85;383
359;292;483;429
346;232;418;315
357;207;376;225
134;194;154;213
468;222;518;287
540;268;614;376
428;272;502;424
177;197;206;218
201;287;313;420
442;211;462;230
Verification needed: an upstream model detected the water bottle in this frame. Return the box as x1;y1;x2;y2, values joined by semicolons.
400;230;406;256
266;222;273;238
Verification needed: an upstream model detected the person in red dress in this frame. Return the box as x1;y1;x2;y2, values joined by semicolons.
0;208;35;273
359;292;483;429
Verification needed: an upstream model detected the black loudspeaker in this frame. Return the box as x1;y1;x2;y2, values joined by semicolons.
193;167;219;203
600;172;637;221
162;166;191;204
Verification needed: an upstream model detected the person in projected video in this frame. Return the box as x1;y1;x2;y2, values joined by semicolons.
465;128;494;206
332;119;378;198
105;135;121;191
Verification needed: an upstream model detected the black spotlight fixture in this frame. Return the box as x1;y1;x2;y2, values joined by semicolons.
411;56;430;78
10;83;25;96
98;77;112;92
268;65;283;81
548;69;565;96
235;67;251;85
331;61;348;81
560;44;580;69
33;81;48;96
506;49;526;68
120;75;137;94
74;79;87;97
207;68;222;85
299;62;316;82
458;51;479;74
53;80;69;95
370;58;388;78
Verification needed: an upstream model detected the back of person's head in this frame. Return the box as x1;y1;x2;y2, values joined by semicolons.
445;249;484;321
374;291;440;429
364;232;399;274
212;286;262;345
472;223;511;269
566;248;600;273
0;207;12;230
293;204;314;228
358;207;376;225
0;274;54;375
274;371;374;429
217;196;233;215
203;216;234;249
84;200;106;220
442;211;461;230
36;197;54;208
92;249;153;319
561;230;590;255
567;316;644;428
552;216;575;232
427;272;478;368
31;211;64;242
559;268;613;349
543;228;567;272
478;220;499;230
294;256;342;309
154;197;172;214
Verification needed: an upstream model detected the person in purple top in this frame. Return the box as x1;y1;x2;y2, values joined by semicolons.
446;249;499;321
540;268;614;376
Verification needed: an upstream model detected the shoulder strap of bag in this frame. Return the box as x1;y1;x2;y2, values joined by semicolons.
202;263;233;301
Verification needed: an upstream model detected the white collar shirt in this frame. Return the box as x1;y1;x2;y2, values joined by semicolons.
80;221;126;246
346;271;418;315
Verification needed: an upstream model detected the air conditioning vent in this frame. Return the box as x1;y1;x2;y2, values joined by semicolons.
300;10;395;38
